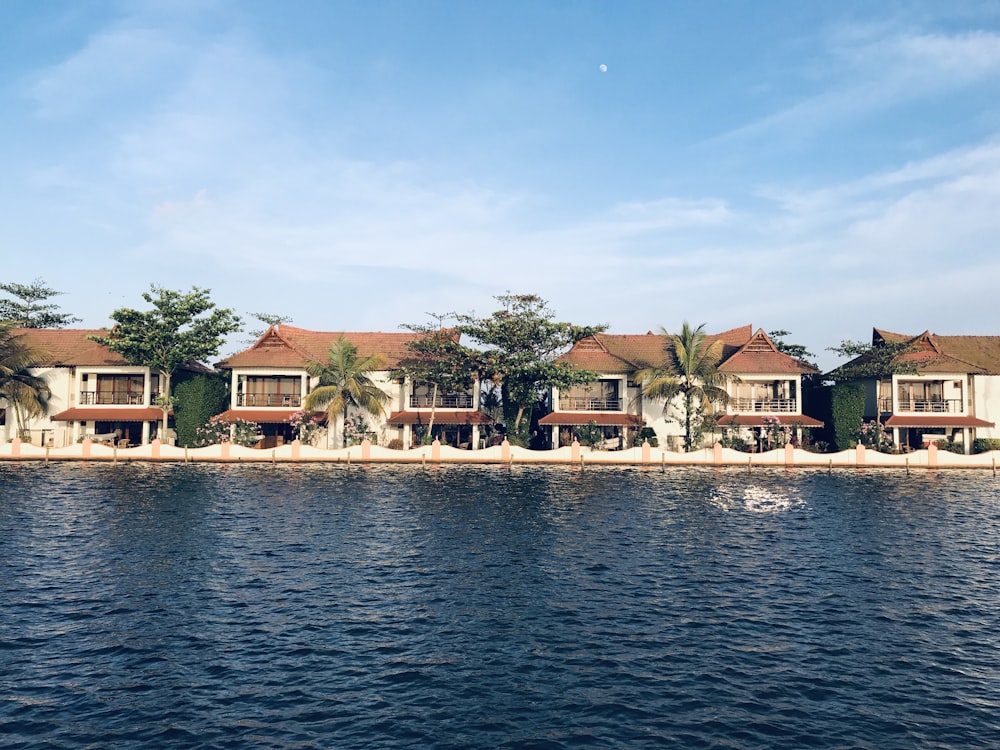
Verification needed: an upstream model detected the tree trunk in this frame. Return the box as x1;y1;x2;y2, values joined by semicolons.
428;382;438;435
160;370;171;442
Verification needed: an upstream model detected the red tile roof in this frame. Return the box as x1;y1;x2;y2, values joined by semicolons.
13;328;131;367
867;329;1000;375
537;412;646;426
715;414;824;428
884;415;994;428
387;410;493;425
718;329;820;375
50;407;164;421
217;325;423;370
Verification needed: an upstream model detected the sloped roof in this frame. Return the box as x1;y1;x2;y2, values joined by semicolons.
865;328;1000;375
718;329;820;375
558;325;799;375
12;328;132;367
217;325;424;370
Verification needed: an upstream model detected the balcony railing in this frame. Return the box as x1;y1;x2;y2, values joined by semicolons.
79;391;146;405
409;394;474;409
557;397;623;411
238;393;302;407
730;398;797;413
882;398;963;413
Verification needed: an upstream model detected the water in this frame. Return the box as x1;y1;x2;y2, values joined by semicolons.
1;463;998;749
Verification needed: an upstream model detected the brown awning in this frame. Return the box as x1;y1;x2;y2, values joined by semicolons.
884;415;994;428
387;410;493;425
50;407;165;422
538;412;645;427
715;414;824;428
213;409;311;424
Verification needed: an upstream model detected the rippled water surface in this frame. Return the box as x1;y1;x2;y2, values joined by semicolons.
2;463;999;749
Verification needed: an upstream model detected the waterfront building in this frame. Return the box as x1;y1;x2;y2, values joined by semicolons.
839;329;1000;453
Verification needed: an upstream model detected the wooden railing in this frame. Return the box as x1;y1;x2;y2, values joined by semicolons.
79;391;146;405
409;394;475;408
882;398;963;413
557;397;623;411
729;398;797;413
238;393;302;407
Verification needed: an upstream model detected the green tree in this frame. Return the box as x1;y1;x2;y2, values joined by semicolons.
173;373;229;447
0;278;81;328
639;322;736;452
243;312;293;345
0;321;52;439
90;286;242;437
392;315;482;438
304;336;390;448
456;293;604;444
826;339;917;381
768;329;816;368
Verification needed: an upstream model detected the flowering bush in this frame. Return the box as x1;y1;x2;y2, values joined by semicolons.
853;419;891;451
761;416;791;449
343;414;377;445
193;415;261;447
288;410;323;444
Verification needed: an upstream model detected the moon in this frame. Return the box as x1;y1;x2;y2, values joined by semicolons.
599;64;608;72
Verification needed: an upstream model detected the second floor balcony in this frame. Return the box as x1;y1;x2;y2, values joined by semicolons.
409;393;474;409
557;396;623;412
880;397;963;414
238;393;303;407
729;397;798;413
79;390;150;405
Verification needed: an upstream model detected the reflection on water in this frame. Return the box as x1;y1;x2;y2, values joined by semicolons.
1;463;999;749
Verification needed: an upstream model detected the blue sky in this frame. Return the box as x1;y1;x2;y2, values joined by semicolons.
4;1;1000;368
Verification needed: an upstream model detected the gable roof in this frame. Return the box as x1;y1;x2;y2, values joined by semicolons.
718;329;820;375
557;325;816;375
12;328;134;367
216;325;424;370
868;328;1000;375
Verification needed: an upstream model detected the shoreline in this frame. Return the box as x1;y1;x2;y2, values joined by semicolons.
2;438;999;470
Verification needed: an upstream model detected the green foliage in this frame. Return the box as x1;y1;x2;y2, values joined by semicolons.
173;374;229;447
456;294;605;432
853;419;891;452
288;410;323;444
830;382;865;450
935;439;964;454
639;322;734;452
972;438;1000;454
573;420;604;448
631;426;658;447
243;312;292;345
0;321;52;436
193;415;260;447
826;339;918;381
768;329;816;367
304;336;389;447
90;285;241;433
0;278;80;328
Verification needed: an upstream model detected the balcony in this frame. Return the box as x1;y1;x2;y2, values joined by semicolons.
881;398;963;414
79;391;146;405
409;394;474;409
730;398;797;413
238;393;302;407
557;397;623;412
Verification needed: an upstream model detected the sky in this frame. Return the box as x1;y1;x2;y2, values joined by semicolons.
3;1;1000;369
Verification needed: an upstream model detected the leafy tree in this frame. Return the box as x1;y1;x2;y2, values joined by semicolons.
768;329;816;367
0;321;52;439
456;293;605;444
639;322;736;452
304;336;390;448
0;278;81;328
90;286;242;436
826;339;917;381
244;312;293;345
392;314;482;437
173;373;229;447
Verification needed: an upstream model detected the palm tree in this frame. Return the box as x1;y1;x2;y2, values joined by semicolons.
638;322;736;452
304;336;390;448
0;322;52;440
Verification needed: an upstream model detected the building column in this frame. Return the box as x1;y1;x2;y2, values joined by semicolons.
471;424;480;450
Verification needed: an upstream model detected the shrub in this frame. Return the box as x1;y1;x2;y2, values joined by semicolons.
973;438;1000;454
631;426;658;447
173;374;229;448
935;439;965;454
193;415;260;447
853;419;891;452
573;420;604;448
387;438;404;450
830;382;865;451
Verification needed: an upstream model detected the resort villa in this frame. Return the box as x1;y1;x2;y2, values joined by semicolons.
838;329;1000;453
541;326;822;451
